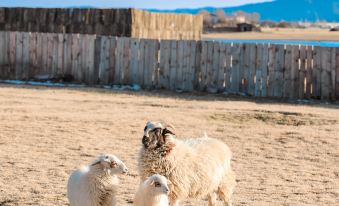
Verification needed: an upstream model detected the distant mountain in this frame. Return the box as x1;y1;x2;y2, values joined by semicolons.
149;0;339;22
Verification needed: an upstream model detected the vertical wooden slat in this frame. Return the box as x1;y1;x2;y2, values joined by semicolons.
46;33;54;77
241;44;250;93
255;44;263;97
182;40;191;91
106;37;116;84
188;40;197;91
114;37;123;84
274;45;285;98
80;34;88;83
92;35;102;85
51;34;59;78
330;47;336;100
99;36;110;84
71;34;80;81
205;41;214;91
138;39;145;86
143;39;151;88
305;46;313;99
248;44;256;96
151;40;159;88
312;46;321;98
299;45;307;99
336;48;339;100
159;40;170;89
224;44;232;91
63;34;73;77
122;38;131;84
268;44;276;97
290;45;300;99
217;43;226;91
169;40;177;91
193;41;202;90
320;47;331;100
231;43;241;93
199;41;208;91
130;38;139;85
57;34;64;78
15;32;23;80
261;44;269;97
2;32;9;78
283;45;292;98
210;41;220;91
0;32;5;78
176;40;184;90
22;32;30;80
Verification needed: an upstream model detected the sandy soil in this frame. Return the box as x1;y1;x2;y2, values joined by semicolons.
203;28;339;41
0;85;338;206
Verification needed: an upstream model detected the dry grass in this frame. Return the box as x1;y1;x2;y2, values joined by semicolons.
0;85;338;206
203;28;339;41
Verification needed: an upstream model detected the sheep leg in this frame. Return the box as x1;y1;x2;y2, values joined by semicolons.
218;170;236;206
208;192;217;206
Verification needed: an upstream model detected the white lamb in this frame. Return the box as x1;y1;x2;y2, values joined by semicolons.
138;121;236;206
67;154;128;206
134;174;170;206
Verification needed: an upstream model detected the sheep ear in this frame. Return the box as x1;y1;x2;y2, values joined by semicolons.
163;123;175;135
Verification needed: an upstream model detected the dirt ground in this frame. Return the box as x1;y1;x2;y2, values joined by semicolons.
203;28;339;41
0;85;338;206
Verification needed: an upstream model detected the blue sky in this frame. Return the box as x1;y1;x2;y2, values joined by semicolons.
0;0;273;9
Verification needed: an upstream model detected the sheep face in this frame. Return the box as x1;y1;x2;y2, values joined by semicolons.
142;121;175;149
147;174;170;195
93;154;128;174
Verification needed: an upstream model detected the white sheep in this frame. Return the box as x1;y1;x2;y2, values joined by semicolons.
138;121;236;206
67;154;128;206
134;174;170;206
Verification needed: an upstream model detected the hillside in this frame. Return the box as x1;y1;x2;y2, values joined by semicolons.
149;0;339;22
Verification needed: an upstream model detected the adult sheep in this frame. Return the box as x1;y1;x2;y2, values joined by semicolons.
138;121;236;206
67;154;128;206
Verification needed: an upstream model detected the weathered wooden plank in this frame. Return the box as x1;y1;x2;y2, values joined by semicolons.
122;38;131;84
159;40;170;89
57;34;64;77
22;32;30;80
187;40;197;91
86;35;96;84
15;32;23;80
1;32;9;78
230;43;241;93
176;40;184;90
63;34;73;78
248;44;256;96
137;39;145;86
0;32;5;78
305;46;313;99
199;41;208;91
130;38;140;85
255;44;263;97
320;47;331;100
336;48;339;100
92;35;102;85
205;41;214;91
169;40;177;91
261;44;269;97
299;45;307;99
143;39;152;88
224;44;232;91
71;34;80;81
283;45;292;98
312;46;321;98
290;45;300;99
240;44;250;93
274;45;285;98
99;36;110;84
330;47;336;100
51;34;59;78
150;40;159;88
105;36;116;84
210;41;220;91
182;40;191;91
268;44;275;97
193;41;202;90
217;43;226;91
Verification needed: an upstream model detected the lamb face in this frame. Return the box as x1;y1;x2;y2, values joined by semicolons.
147;174;170;195
92;154;128;174
142;121;175;149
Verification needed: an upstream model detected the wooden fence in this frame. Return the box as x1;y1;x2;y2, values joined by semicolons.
0;8;202;40
0;31;338;100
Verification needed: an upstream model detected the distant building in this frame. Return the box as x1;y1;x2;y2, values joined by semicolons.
237;23;253;32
